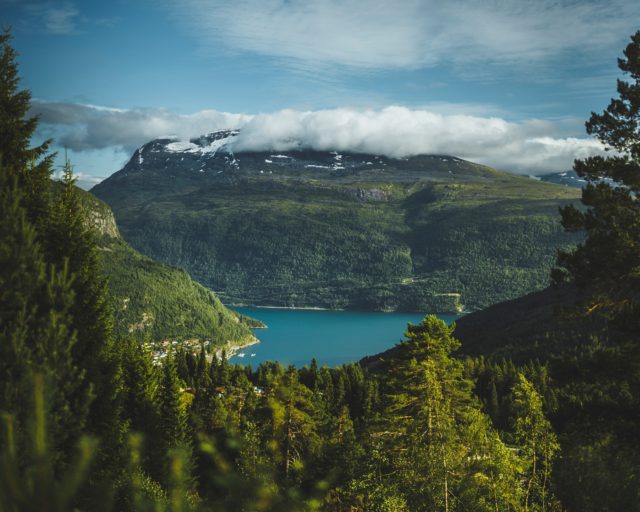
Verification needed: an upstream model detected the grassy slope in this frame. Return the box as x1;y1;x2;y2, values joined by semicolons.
72;185;259;345
93;154;581;313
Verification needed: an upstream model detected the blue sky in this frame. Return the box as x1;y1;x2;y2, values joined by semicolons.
2;0;639;185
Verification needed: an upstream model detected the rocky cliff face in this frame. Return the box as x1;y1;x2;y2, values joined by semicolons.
347;187;388;202
53;180;121;238
85;204;120;238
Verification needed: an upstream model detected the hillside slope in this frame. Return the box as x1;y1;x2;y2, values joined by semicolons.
452;285;605;361
92;131;582;312
74;186;259;346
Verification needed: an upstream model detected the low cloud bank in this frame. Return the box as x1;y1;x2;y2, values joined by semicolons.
32;102;250;151
32;102;604;174
230;107;604;173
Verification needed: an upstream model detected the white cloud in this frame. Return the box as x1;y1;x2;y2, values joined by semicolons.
44;4;79;34
53;170;105;190
230;107;605;173
2;0;82;34
31;102;251;151
171;0;639;72
32;101;605;174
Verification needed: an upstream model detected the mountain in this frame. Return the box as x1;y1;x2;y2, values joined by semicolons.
92;130;582;313
72;185;260;347
535;170;586;188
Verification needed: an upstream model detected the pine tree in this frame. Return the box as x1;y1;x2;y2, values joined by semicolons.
0;28;53;230
550;31;640;511
513;374;560;512
121;339;157;430
47;158;126;476
1;29;126;479
553;30;640;328
0;162;87;471
377;316;521;512
264;366;320;485
156;358;192;487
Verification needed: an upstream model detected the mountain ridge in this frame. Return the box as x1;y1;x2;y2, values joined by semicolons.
93;130;582;313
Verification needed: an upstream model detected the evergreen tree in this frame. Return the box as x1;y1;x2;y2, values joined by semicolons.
551;31;640;511
47;158;126;476
264;366;320;485
377;316;521;512
553;30;640;327
156;358;192;487
0;164;82;467
0;29;125;481
0;29;53;230
513;374;560;512
120;339;157;433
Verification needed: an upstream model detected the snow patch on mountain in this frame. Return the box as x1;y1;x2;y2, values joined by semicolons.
166;141;200;153
163;130;239;156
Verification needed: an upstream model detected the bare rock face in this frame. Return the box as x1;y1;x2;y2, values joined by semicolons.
85;206;120;238
348;187;387;202
53;180;121;238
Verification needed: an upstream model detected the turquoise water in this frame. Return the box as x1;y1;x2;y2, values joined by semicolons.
230;308;458;367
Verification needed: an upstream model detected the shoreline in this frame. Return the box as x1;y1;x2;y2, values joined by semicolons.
228;303;467;315
228;303;338;312
213;335;261;361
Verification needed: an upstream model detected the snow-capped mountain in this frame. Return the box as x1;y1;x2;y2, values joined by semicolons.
117;130;590;188
91;129;581;313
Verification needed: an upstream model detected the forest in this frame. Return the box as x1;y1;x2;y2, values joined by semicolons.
55;183;261;345
1;28;639;511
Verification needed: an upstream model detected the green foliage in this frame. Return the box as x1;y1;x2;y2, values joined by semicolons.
100;235;257;345
457;36;640;502
0;29;53;230
554;31;640;314
549;31;640;512
355;316;530;512
58;183;260;346
0;164;80;463
157;359;192;487
513;374;560;512
0;26;125;487
263;367;321;483
6;24;637;512
0;375;100;512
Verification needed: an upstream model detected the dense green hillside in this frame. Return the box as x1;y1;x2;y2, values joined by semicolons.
72;185;259;345
453;285;591;360
93;140;581;312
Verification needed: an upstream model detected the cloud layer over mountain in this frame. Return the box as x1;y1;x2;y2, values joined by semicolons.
230;107;604;173
32;102;604;174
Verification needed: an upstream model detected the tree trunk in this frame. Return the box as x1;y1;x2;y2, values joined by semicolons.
284;396;293;479
525;438;536;512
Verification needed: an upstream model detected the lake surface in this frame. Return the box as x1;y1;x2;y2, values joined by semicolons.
230;307;458;367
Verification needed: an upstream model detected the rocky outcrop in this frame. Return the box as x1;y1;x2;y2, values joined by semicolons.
348;187;388;202
85;206;120;238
